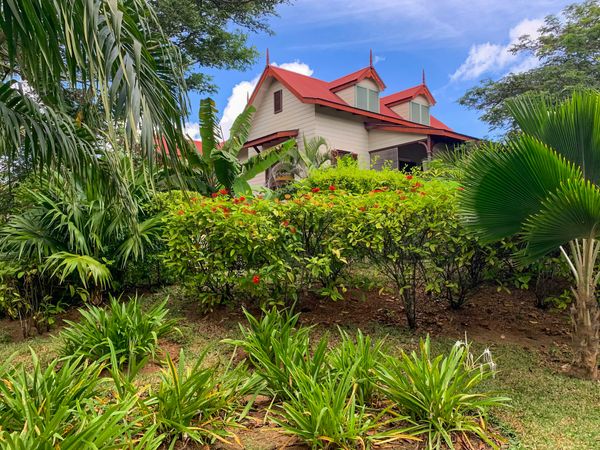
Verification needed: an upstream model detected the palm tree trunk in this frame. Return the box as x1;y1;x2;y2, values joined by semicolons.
562;239;600;379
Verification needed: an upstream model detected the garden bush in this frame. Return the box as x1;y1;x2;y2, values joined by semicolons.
161;192;300;309
60;295;176;368
378;336;510;449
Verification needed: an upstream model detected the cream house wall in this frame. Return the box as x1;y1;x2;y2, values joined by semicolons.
247;78;316;147
314;107;370;167
333;78;381;107
368;130;427;152
388;94;430;120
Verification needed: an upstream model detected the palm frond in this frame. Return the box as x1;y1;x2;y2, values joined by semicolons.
222;105;256;157
44;252;112;289
199;98;221;161
507;91;600;184
241;139;295;183
460;135;581;241
524;179;600;259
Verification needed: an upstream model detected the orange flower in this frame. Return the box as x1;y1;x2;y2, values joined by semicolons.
457;187;465;191
289;226;297;234
284;194;292;200
177;209;185;216
219;188;229;195
211;192;219;198
406;175;413;180
252;275;260;284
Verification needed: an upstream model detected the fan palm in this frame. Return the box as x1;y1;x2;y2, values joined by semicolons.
271;136;332;182
0;0;190;189
176;98;294;195
461;91;600;378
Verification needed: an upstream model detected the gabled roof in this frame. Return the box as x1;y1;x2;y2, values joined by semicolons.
381;84;436;106
247;64;473;142
328;66;386;91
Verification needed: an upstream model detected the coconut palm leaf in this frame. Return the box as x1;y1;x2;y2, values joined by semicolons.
507;92;600;184
199;98;221;162
0;0;189;181
460;134;581;242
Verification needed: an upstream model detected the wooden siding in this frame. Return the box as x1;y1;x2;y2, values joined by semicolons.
368;129;426;151
334;78;381;107
248;78;316;148
388;94;430;119
314;107;370;167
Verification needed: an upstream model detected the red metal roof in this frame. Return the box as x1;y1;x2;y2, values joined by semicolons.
328;66;386;91
381;84;436;106
244;129;298;148
247;65;472;141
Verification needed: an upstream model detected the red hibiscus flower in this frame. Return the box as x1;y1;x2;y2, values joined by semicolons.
239;196;246;202
328;185;336;191
413;182;423;188
311;187;320;193
252;275;260;284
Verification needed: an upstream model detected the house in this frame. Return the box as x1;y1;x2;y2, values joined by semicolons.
240;52;474;186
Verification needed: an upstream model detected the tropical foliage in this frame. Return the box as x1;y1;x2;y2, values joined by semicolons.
460;91;600;378
174;98;294;195
60;296;176;368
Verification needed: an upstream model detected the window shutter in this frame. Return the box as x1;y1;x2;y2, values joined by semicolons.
274;90;282;113
368;89;379;113
356;86;368;109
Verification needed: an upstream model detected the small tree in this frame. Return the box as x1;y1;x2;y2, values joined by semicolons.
461;91;600;378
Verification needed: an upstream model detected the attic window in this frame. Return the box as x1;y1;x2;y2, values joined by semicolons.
356;86;379;113
274;90;282;114
409;101;430;125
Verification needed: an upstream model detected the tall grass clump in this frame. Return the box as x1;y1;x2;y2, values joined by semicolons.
329;328;386;405
60;295;177;368
275;364;418;449
151;350;247;448
224;307;328;397
378;336;510;449
0;352;161;449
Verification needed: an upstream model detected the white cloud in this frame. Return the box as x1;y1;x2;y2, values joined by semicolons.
218;61;313;139
450;18;544;82
184;121;201;141
373;55;385;65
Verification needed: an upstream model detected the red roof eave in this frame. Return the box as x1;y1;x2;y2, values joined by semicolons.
243;129;299;148
367;124;475;141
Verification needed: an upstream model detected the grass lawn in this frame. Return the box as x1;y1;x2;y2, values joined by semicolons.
1;286;599;450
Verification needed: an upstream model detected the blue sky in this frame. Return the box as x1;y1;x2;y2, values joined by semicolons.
185;0;573;140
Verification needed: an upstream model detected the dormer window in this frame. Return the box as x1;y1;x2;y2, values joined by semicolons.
356;86;379;113
409;101;430;125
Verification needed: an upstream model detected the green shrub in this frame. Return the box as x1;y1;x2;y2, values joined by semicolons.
378;336;510;450
161;192;300;309
60;296;176;368
346;182;457;328
329;328;386;405
224;307;328;397
151;350;244;447
0;352;161;449
274;364;417;450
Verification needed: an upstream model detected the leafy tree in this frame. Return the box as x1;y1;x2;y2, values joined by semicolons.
459;1;600;133
151;0;290;92
460;91;600;379
174;98;294;195
0;0;191;192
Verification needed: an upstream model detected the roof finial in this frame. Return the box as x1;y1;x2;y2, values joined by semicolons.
266;48;270;66
369;49;373;67
422;69;426;85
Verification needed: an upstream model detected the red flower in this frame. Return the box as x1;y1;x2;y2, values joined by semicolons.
211;192;219;198
177;209;185;216
252;275;260;284
371;188;384;193
406;175;413;180
289;226;297;234
413;182;423;188
239;196;246;202
311;187;320;193
219;188;229;195
328;185;336;191
419;191;427;196
358;206;366;212
190;197;198;203
282;220;290;227
457;187;465;191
